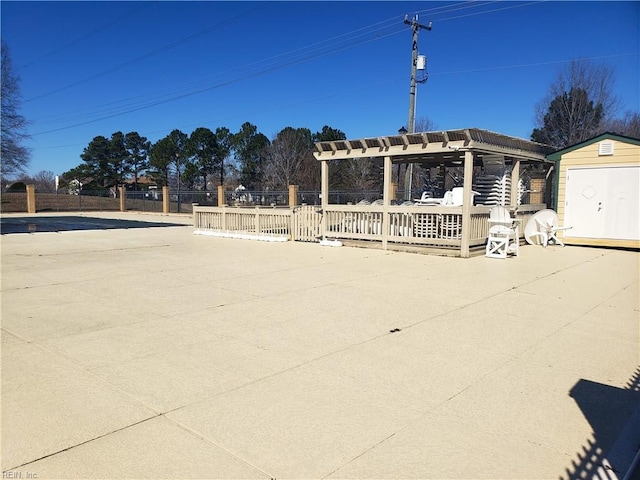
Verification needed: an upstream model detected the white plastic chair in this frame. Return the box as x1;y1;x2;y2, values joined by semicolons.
441;187;480;207
486;206;519;259
441;190;455;206
414;192;442;205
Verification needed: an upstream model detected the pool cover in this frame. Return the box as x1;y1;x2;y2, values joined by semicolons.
0;216;186;234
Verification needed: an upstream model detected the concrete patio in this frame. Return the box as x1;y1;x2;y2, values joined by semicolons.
1;212;638;479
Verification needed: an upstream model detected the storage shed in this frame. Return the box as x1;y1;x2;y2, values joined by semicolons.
549;132;640;249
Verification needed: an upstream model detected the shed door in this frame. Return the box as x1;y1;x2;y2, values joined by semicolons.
564;166;640;241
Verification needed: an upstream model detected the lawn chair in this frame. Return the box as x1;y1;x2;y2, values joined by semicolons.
414;192;442;205
486;206;519;259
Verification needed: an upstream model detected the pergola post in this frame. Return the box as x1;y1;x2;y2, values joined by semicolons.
460;150;474;258
382;155;392;250
321;160;329;240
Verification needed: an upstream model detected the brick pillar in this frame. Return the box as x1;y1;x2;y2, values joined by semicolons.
217;185;225;207
119;186;126;212
26;184;36;213
162;186;170;214
288;185;299;207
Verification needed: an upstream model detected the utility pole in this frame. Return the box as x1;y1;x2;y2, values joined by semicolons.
404;14;431;200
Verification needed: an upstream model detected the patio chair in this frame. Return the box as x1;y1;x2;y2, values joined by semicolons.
524;209;572;247
485;205;519;259
414;192;442;205
441;187;480;207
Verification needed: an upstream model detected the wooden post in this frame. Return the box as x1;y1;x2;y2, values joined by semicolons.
321;160;329;239
217;185;225;207
119;185;125;212
382;156;393;250
288;184;298;207
222;205;227;231
162;186;169;214
255;206;260;235
26;184;36;214
460;150;474;258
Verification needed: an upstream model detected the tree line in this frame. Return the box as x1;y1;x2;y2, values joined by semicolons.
58;123;359;193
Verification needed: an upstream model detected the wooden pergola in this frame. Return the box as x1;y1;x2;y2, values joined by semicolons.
314;128;555;257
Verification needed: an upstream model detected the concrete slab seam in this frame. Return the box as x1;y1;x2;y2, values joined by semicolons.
3;414;162;472
322;432;396;479
167;415;276;479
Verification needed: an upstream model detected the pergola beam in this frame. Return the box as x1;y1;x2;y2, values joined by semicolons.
314;128;552;163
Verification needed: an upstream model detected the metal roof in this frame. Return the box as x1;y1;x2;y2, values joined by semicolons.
314;128;554;163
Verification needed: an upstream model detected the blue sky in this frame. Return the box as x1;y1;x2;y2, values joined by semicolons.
2;1;639;177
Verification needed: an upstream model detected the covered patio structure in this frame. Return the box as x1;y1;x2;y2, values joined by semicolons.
314;128;555;257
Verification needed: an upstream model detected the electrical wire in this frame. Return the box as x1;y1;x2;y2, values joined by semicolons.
30;28;407;135
435;0;549;22
32;49;636;150
28;1;582;136
26;2;272;103
27;1;493;109
430;52;638;77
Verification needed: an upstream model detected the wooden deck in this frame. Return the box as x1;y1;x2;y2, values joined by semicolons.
193;204;546;257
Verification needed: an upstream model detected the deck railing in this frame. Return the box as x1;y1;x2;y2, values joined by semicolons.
193;203;547;255
324;205;469;247
193;205;293;240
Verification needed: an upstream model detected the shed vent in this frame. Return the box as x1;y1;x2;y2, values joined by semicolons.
598;142;614;156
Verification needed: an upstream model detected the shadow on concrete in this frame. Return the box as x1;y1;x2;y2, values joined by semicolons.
0;216;186;234
563;368;640;480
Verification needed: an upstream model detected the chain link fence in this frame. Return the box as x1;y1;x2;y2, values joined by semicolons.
1;187;388;214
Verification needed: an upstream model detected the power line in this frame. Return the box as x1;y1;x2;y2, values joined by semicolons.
27;0;599;136
30;28;407;136
435;0;549;22
26;1;493;107
25;2;272;103
35;1;494;128
430;52;638;77
30;23;408;132
32;77;406;150
31;50;637;150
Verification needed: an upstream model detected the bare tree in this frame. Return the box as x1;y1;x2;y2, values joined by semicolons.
263;127;314;190
31;170;57;193
402;117;439;197
341;157;378;191
532;60;619;148
1;41;30;181
414;116;437;133
604;111;640;138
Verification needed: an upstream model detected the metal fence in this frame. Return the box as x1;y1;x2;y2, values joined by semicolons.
123;190;219;214
0;190;121;213
1;188;390;214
